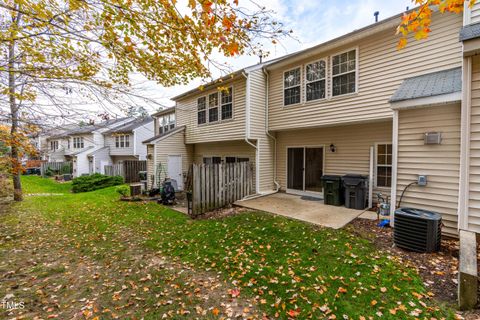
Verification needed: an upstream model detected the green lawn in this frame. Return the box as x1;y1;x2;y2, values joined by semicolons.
1;176;457;319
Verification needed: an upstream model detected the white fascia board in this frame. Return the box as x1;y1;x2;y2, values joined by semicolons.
390;92;462;110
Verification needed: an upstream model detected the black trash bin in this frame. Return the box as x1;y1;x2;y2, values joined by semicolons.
342;174;368;210
321;175;344;206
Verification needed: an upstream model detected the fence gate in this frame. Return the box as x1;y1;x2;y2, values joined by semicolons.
123;160;147;183
192;161;253;215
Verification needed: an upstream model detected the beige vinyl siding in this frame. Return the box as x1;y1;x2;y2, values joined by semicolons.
175;78;247;144
193;140;257;193
471;2;480;24
155;130;194;188
276;121;392;195
468;56;480;232
146;145;154;188
267;12;462;131
249;69;267;139
248;69;276;192
257;137;275;192
397;104;461;236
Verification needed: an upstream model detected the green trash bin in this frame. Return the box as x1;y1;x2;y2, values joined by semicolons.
321;175;344;206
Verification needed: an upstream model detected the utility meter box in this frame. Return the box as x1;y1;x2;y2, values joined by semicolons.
424;132;442;145
418;175;428;186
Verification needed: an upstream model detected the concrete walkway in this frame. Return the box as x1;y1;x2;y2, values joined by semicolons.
235;193;366;229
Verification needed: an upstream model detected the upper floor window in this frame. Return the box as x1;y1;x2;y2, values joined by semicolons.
305;60;326;101
376;143;392;187
332;49;357;96
73;137;84;149
50;140;58;151
197;97;206;125
221;87;233;120
158;113;175;134
115;134;130;148
208;93;219;122
284;68;301;106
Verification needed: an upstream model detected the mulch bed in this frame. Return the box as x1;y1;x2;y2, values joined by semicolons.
348;218;480;319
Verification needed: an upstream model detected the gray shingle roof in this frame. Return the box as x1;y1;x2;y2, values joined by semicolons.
142;126;185;144
460;23;480;41
66;118;128;135
390;67;462;103
104;116;153;134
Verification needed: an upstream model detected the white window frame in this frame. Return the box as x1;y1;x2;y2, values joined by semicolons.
283;66;302;106
158;113;176;134
202;156;222;165
115;134;130;148
73;137;84;149
197;96;207;125
208;92;219;123
330;47;359;98
224;156;250;163
375;142;393;188
197;86;235;126
50;140;58;151
305;58;327;102
220;86;233;121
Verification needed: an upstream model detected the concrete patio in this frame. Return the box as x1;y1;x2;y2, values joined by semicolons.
235;192;368;229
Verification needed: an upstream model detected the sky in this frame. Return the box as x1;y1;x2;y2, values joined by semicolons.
141;0;414;109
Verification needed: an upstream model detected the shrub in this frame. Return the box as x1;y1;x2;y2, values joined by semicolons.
116;185;130;198
71;174;124;193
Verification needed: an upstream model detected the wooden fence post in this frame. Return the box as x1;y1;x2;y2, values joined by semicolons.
190;161;253;216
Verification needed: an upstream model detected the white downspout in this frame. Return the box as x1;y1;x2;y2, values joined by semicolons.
390;109;399;227
132;128;137;158
242;71;260;195
459;56;472;231
368;146;374;208
263;67;280;191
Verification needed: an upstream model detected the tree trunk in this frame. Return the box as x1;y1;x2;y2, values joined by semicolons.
8;37;22;201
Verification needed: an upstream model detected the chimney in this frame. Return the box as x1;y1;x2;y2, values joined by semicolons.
374;11;379;22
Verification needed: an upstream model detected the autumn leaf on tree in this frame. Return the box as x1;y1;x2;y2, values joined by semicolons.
397;0;476;49
0;0;290;200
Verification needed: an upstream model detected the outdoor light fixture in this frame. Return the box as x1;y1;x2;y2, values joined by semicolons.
330;144;336;153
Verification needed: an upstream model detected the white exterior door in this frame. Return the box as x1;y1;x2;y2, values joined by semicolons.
167;155;183;191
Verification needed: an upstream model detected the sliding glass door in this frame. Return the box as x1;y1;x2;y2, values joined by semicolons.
287;147;324;195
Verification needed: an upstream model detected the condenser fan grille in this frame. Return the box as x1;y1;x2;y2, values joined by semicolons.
394;208;441;253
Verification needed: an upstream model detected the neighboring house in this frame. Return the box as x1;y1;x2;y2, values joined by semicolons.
103;116;154;164
142;64;274;193
143;5;480;238
44;118;133;177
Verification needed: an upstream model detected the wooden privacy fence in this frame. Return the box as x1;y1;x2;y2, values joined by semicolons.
104;160;146;183
104;164;124;178
41;161;72;177
192;161;253;215
124;160;146;183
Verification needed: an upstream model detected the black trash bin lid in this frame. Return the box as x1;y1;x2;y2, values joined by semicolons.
321;175;342;181
342;174;368;185
343;174;368;179
395;207;441;221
